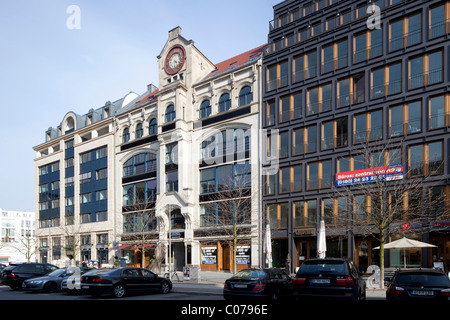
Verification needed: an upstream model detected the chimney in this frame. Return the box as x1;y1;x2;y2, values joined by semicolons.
147;84;158;93
168;26;182;41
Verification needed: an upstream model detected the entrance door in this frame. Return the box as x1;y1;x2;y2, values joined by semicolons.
223;246;231;271
173;243;185;271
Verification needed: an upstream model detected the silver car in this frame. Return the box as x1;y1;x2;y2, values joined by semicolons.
22;267;91;293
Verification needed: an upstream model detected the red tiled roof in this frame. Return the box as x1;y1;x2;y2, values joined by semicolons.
133;88;159;108
201;44;267;82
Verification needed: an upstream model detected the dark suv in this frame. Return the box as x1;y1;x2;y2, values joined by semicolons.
386;268;450;301
1;263;58;290
293;258;366;300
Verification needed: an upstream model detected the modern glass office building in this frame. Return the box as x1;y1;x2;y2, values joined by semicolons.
263;0;450;273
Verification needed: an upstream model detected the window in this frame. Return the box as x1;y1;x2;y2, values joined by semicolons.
122;127;130;143
371;62;402;99
218;93;231;113
266;100;276;126
165;105;176;123
307;83;332;115
307;159;332;190
279;164;302;193
200;162;251;194
280;91;302;122
148;118;157;135
123;153;157;177
166;171;178;192
429;95;450;129
429;3;448;39
135;123;143;139
279;131;289;158
354;109;383;143
389;101;421;136
408;51;443;89
322;117;348;150
353;28;383;63
389;12;422;52
267;60;288;91
238;86;252;106
322;197;347;225
322;39;347;74
409;141;444;176
165;143;178;164
337;73;365;107
268;203;289;229
293;125;317;155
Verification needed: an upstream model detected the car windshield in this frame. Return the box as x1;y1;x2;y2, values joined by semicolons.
395;273;450;287
299;261;347;274
47;269;67;277
233;269;267;279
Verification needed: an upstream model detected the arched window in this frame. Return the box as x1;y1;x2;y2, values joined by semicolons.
238;86;253;106
135;123;143;139
165;105;176;123
123;127;130;143
199;100;211;119
148;118;157;135
218;93;231;113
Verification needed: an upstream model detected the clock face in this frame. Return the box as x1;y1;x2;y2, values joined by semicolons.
164;46;185;75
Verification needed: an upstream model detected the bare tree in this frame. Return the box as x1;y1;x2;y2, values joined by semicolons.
122;190;158;269
198;162;254;274
333;136;449;288
8;231;36;263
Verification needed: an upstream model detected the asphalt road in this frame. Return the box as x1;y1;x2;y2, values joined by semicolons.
0;284;223;300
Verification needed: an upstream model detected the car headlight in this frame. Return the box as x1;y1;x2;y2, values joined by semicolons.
30;280;43;284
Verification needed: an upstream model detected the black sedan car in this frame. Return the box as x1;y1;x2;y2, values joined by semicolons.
1;263;58;290
293;258;366;300
386;268;450;301
223;268;293;301
80;267;172;298
22;267;93;293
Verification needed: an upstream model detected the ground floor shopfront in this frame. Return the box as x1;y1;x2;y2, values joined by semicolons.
271;228;450;274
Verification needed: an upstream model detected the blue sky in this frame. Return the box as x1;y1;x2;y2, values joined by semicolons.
0;0;278;212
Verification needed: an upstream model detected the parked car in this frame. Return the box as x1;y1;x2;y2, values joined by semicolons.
22;267;94;293
386;268;450;301
1;263;58;290
293;258;366;300
80;267;172;298
61;267;95;294
223;268;293;301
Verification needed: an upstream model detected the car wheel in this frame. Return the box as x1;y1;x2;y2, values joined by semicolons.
44;282;57;293
160;281;171;294
112;283;126;298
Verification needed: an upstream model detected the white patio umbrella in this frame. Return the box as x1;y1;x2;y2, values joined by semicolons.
373;237;436;268
317;220;327;259
264;224;272;267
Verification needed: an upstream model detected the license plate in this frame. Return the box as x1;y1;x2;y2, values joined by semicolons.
412;290;433;296
233;284;247;289
311;279;330;284
81;285;89;289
